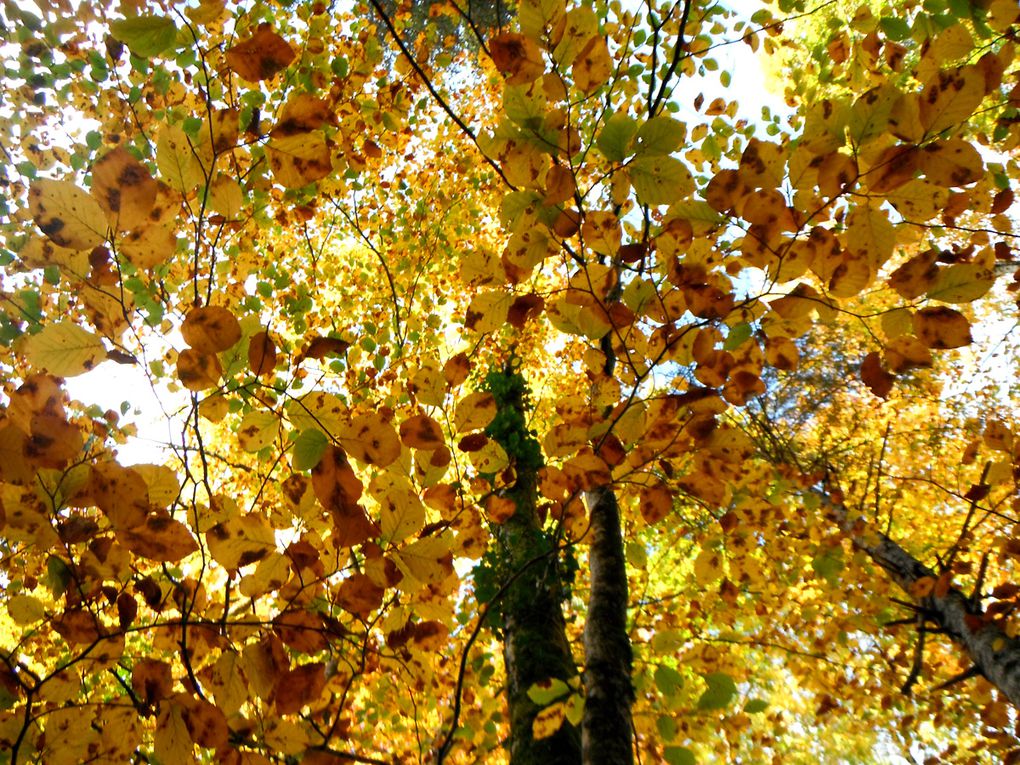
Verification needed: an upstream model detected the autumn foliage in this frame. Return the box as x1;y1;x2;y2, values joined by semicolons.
2;0;1020;762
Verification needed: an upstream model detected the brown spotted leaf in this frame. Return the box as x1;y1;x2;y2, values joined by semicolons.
399;414;446;450
91;147;158;232
91;461;150;530
120;513;198;562
225;24;295;82
206;513;276;569
339;413;401;467
176;348;222;391
29;179;108;249
490;33;544;85
181;305;242;353
913;306;972;349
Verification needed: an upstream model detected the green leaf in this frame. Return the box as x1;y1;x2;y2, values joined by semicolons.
630;156;694;206
46;555;71;598
879;16;912;40
503;85;547;128
109;15;179;59
697;672;736;710
744;699;769;714
664;746;697;765
724;322;753;350
23;321;106;377
654;665;684;697
656;714;678;741
812;547;844;585
597;113;639;162
526;677;570;705
927;263;994;303
635;116;686;155
292;428;329;471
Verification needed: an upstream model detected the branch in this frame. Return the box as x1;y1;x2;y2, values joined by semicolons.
819;479;1020;707
366;0;514;188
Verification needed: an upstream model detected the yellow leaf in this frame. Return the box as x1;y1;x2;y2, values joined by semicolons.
469;438;510;474
119;222;178;270
208;173;244;219
157;123;204;193
845;204;896;270
154;700;195;765
29;178;108;249
532;700;567;739
23;322;106;377
927;263;994;303
552;7;598;66
239;552;292;597
90;461;149;529
573;35;611;93
455;392;498;432
392;534;454;585
267;132;333;188
7;593;46;625
237;410;280;452
371;474;425;543
208;652;247;716
694;547;725;585
465;290;512;333
919;65;984;135
340;412;402;467
519;0;566;42
919;139;983;187
206;513;276;569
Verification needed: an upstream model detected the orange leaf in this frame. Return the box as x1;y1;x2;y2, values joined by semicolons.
225;24;295;82
399;414;446;450
248;330;278;377
295;335;350;365
490;33;545;85
912;306;972;349
181;306;242;353
861;351;894;399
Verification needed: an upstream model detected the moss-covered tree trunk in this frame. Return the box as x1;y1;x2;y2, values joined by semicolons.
486;365;582;765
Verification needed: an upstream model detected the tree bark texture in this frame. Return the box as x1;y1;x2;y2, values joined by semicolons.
581;485;634;765
496;480;581;765
487;366;581;765
822;491;1020;707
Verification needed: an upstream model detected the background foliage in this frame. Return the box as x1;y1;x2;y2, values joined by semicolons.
1;0;1020;762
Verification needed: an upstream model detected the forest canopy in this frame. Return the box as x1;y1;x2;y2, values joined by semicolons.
1;0;1020;763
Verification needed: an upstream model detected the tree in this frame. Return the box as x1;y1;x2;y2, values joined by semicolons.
1;0;1020;762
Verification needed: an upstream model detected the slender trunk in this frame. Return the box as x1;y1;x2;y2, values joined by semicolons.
822;489;1020;706
486;365;581;765
582;484;634;765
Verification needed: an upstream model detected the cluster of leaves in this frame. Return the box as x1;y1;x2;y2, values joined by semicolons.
1;0;1020;762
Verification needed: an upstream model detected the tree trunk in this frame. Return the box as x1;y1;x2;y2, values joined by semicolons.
582;485;634;765
486;365;581;765
822;489;1020;706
